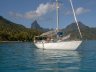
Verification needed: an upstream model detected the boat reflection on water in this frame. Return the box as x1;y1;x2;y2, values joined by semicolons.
34;49;81;72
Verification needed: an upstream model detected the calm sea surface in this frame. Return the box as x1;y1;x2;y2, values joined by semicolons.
0;40;96;72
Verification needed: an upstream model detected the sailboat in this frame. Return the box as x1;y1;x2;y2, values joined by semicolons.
34;0;82;50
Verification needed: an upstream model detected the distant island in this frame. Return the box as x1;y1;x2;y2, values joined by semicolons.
0;16;96;42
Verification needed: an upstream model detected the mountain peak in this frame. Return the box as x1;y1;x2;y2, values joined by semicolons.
71;21;84;26
32;20;38;25
34;20;38;23
31;20;50;32
66;21;89;30
31;20;42;29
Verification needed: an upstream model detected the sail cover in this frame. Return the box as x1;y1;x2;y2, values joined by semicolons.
61;34;71;40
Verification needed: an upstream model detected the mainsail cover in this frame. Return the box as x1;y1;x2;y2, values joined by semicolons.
61;34;71;40
40;30;56;36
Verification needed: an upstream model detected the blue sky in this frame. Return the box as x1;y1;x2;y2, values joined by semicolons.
0;0;96;29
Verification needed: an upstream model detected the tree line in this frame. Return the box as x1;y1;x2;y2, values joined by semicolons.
0;29;42;41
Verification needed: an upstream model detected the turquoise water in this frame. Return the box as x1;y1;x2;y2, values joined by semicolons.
0;41;96;72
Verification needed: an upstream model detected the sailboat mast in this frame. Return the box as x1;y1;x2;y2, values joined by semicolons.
56;0;59;32
69;0;83;39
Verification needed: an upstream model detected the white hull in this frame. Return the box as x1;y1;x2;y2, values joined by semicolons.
34;41;82;50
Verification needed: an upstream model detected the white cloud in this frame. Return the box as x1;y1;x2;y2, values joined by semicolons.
66;7;90;15
36;3;55;16
75;7;90;15
9;3;56;19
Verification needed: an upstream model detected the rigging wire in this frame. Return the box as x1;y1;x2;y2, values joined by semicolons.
69;0;83;39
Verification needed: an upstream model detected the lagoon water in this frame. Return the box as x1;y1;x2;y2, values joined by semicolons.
0;41;96;72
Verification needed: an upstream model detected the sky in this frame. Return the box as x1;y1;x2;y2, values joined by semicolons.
0;0;96;29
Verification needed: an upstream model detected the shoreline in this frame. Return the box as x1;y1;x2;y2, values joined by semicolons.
0;41;23;43
0;41;33;43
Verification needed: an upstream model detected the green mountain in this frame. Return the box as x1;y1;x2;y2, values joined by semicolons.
63;22;96;40
0;16;27;32
0;16;42;41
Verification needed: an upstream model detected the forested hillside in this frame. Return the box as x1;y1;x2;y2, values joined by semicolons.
0;16;42;41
